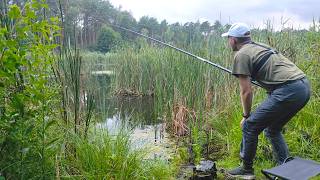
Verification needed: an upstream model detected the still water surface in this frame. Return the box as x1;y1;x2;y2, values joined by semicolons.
96;96;175;160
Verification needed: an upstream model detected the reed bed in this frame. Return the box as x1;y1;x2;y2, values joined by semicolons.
81;23;320;178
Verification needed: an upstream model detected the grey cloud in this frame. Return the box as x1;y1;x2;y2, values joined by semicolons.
111;0;318;29
248;0;319;21
189;0;319;28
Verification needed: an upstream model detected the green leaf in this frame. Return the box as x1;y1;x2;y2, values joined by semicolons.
24;124;35;136
8;5;21;19
26;8;36;19
45;137;60;148
45;119;56;131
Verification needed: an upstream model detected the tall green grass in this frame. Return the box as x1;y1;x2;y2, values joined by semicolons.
83;22;320;178
52;48;178;179
57;130;175;179
211;26;320;178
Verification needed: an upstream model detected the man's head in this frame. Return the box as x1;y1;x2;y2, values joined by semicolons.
222;23;251;51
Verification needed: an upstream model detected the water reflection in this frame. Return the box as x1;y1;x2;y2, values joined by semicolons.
95;96;174;160
97;96;159;127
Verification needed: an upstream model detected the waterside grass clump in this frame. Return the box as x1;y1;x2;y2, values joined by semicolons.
56;130;176;180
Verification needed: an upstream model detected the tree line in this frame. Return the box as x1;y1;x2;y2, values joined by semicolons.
42;0;230;53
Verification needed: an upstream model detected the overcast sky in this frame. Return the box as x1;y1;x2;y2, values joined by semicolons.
109;0;319;30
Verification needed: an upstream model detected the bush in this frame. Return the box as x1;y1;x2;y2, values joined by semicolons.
96;26;121;53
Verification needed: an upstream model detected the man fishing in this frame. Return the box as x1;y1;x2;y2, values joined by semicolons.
221;23;311;179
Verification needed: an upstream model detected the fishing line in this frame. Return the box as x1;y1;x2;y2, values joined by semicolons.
111;24;261;87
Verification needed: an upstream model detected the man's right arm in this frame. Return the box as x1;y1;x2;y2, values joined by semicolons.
238;75;253;119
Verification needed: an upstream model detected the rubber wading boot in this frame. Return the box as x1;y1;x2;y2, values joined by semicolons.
226;166;255;180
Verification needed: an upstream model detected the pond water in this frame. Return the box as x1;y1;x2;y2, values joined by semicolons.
95;96;176;160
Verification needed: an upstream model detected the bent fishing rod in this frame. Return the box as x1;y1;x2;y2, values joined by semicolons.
111;24;261;87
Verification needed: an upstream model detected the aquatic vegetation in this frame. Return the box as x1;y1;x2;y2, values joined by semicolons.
1;0;319;179
89;22;320;178
57;130;175;180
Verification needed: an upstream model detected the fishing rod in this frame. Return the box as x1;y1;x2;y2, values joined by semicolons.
111;24;261;87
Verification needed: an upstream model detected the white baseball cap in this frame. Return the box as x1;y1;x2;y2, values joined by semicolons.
221;23;250;37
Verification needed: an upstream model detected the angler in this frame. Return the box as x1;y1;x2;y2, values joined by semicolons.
221;23;310;179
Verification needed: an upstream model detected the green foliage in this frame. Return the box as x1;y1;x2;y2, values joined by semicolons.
59;131;174;179
0;0;319;179
54;48;102;142
96;22;320;178
138;16;160;37
46;0;228;50
192;143;202;164
95;26;121;53
306;22;320;62
211;29;320;178
178;147;189;164
0;1;60;179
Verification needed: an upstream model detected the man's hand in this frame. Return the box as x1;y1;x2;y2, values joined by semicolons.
240;117;246;128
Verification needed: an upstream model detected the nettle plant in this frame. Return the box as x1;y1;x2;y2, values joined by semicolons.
0;1;60;178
